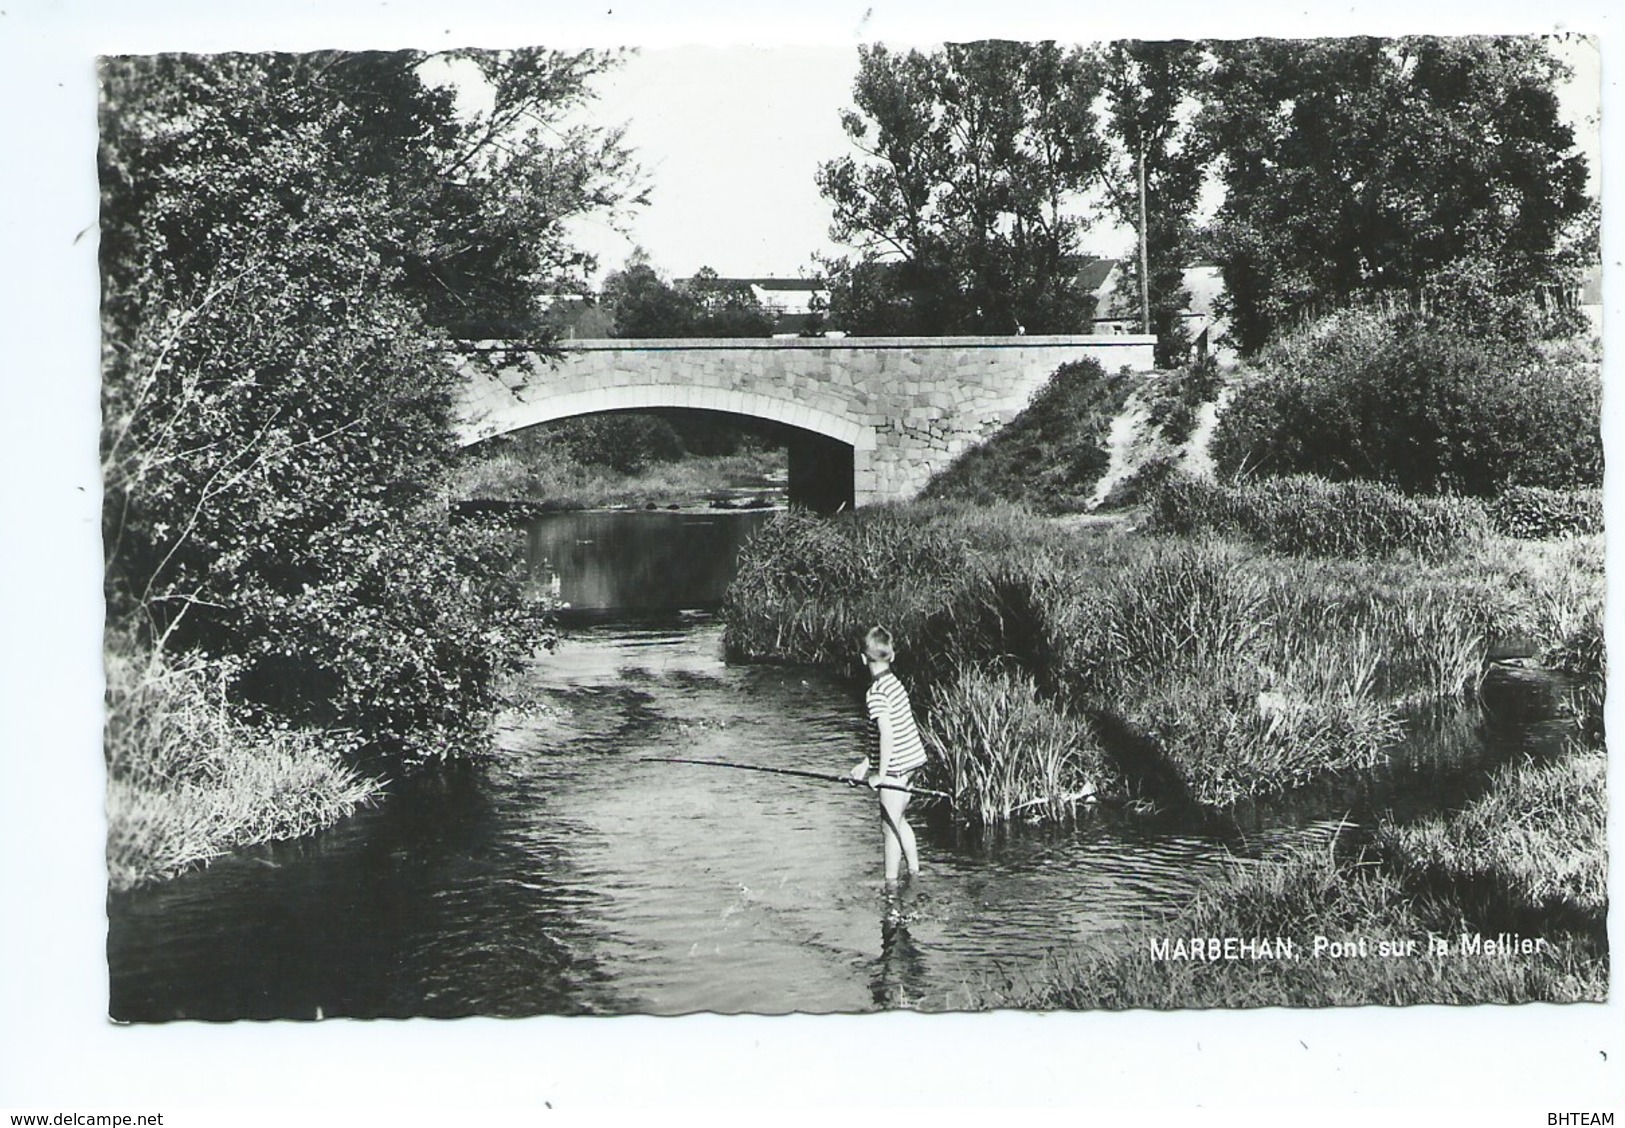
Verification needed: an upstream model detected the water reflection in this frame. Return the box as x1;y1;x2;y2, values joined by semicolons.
871;896;929;1009
527;510;773;611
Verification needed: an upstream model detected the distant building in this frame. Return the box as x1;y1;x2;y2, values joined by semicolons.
696;277;831;337
1085;258;1234;361
1075;256;1122;318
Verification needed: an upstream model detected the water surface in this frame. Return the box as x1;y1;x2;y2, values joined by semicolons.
107;511;1573;1019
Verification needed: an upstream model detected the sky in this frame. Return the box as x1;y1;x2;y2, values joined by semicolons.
543;36;1603;285
559;45;860;280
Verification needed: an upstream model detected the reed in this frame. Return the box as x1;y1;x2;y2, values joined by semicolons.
922;664;1107;823
1040;539;1416;805
1120;674;1404;807
1248;554;1506;703
1147;474;1491;560
1065;538;1268;698
105;642;382;890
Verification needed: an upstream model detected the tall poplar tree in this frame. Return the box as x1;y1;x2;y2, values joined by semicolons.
1101;39;1206;366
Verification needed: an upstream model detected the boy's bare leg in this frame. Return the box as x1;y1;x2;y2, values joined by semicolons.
881;810;902;884
879;788;913;884
897;814;919;878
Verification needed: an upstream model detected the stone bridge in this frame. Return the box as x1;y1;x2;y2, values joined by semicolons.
453;335;1154;509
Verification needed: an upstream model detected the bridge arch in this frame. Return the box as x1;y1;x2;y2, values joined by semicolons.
485;382;866;511
489;381;872;452
453;336;1155;507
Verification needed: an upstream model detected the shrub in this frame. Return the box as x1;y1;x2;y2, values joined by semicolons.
1487;486;1603;540
1146;474;1490;560
531;414;687;474
229;511;553;764
100;55;569;772
1142;359;1222;446
1095;453;1177;511
1422;255;1594;345
1210;311;1602;496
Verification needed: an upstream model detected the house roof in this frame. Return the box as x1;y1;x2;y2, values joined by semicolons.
690;277;826;292
1074;257;1119;293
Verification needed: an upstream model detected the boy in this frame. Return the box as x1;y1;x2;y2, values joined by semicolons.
847;626;928;886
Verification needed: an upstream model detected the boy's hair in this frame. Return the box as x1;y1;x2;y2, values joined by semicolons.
863;626;895;663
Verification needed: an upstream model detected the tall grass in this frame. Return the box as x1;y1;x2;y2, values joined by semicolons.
106;643;381;891
1378;751;1607;927
723;503;1088;670
923;665;1108;822
998;840;1605;1009
994;749;1608;1009
724;506;1599;816
1147;474;1492;560
1487;486;1603;540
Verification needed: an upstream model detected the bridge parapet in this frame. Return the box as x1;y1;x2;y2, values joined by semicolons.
453;334;1155;505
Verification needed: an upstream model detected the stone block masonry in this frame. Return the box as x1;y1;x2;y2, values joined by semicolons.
453;335;1155;506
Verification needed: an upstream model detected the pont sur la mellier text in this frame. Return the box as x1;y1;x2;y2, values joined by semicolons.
1148;932;1552;962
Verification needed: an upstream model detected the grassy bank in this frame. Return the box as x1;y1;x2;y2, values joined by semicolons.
105;644;383;891
724;504;1602;819
454;442;784;511
992;749;1606;1008
921;359;1134;513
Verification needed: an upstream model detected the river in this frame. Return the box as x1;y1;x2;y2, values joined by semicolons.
106;509;1574;1020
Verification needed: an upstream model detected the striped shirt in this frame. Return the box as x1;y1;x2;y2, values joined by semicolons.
865;669;929;777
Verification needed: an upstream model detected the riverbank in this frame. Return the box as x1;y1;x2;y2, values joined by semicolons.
721;486;1605;1006
991;748;1607;1007
104;645;384;891
724;503;1602;816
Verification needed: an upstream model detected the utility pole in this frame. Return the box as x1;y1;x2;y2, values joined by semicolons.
1137;135;1151;337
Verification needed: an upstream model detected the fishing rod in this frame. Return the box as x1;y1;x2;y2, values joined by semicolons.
641;756;954;802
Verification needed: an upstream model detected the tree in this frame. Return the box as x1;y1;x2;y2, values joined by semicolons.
601;256;774;337
817;41;1109;335
1101;40;1206;367
686;267;777;337
601;254;701;337
100;49;641;763
1199;36;1591;352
